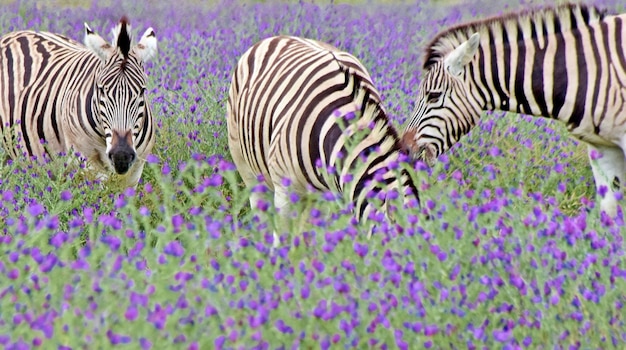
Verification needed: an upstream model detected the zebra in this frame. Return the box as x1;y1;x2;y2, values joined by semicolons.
227;35;420;247
402;3;626;218
0;16;157;188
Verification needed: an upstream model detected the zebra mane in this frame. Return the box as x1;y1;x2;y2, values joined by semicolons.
114;16;132;67
422;3;610;70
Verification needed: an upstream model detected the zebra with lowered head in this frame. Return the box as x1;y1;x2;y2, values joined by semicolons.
227;35;421;247
402;3;626;218
0;16;157;188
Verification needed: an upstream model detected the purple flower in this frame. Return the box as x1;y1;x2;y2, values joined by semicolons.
60;190;72;201
125;306;138;321
28;202;44;217
146;154;159;164
424;324;438;336
172;214;184;231
522;336;532;347
589;149;602;160
205;305;217;317
164;241;185;257
290;192;300;203
353;242;369;257
102;235;121;251
312;259;325;273
493;328;513;343
214;336;225;349
275;319;294;334
139;338;152;350
107;330;132;345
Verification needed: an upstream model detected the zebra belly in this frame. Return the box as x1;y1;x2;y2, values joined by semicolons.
568;117;626;147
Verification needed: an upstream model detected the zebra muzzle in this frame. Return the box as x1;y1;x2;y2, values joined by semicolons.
108;130;136;175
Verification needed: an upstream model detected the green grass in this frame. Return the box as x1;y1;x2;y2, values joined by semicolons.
0;1;624;349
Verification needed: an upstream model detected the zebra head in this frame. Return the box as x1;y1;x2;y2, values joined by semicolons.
84;17;157;175
403;33;482;166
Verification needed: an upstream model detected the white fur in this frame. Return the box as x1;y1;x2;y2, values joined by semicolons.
84;22;114;61
588;144;626;218
444;32;481;77
136;28;158;62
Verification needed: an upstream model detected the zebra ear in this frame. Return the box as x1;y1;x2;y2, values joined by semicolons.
135;28;158;62
444;32;480;77
84;23;114;62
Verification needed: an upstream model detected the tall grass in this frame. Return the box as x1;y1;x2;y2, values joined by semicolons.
0;0;624;348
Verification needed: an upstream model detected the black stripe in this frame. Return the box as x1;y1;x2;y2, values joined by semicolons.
580;6;591;23
453;94;476;136
50;97;61;144
588;23;603;133
17;37;32;87
568;26;587;127
552;26;568;117
354;152;394;220
468;61;487;108
554;13;562;33
477;45;495;108
19;90;33;156
501;24;511;109
83;87;103;138
530;22;549;117
615;19;626;79
569;8;579;31
32;90;49;153
514;23;531;114
135;108;149;151
488;27;508;107
3;40;15;140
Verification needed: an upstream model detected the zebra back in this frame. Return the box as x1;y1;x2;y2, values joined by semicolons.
422;3;609;70
227;35;419;226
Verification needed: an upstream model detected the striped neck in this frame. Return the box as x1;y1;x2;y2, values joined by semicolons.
428;4;609;126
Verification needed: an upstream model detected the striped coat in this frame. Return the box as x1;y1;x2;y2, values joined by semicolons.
0;17;157;188
403;4;626;218
227;35;420;245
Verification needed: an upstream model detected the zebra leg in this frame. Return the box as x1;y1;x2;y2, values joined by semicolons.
247;190;279;248
587;144;625;217
271;185;291;249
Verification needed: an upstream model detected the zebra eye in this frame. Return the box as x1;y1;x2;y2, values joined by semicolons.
427;91;442;103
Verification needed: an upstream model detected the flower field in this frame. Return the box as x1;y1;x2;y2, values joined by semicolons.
1;0;625;348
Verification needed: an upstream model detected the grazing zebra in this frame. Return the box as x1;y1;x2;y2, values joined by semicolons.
403;3;626;218
227;35;420;246
0;16;157;188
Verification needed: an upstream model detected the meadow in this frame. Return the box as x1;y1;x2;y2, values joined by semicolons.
1;0;625;348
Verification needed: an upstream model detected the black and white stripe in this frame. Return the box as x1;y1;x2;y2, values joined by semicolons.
403;4;626;217
227;35;420;244
0;16;157;188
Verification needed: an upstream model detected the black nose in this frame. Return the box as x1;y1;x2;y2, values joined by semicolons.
108;147;136;175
